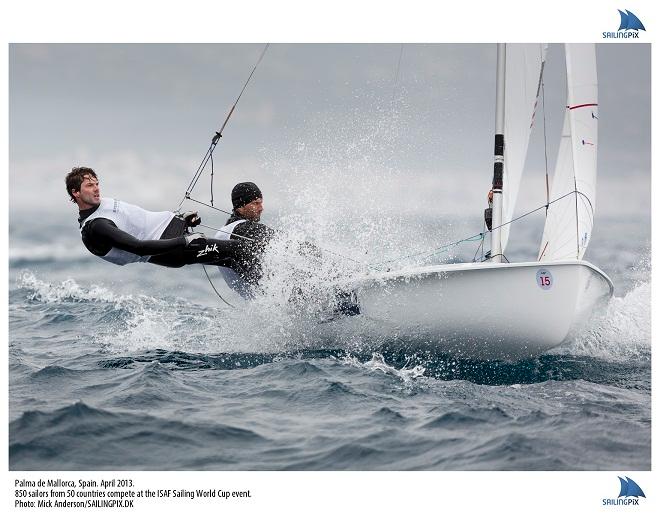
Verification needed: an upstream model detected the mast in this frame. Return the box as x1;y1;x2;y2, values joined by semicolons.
490;43;506;263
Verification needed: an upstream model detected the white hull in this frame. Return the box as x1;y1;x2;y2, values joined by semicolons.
322;260;613;360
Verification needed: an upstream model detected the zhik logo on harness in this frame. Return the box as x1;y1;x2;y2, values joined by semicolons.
603;9;646;38
197;244;219;257
602;476;646;506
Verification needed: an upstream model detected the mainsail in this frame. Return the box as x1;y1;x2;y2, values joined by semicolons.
500;43;547;253
538;44;598;261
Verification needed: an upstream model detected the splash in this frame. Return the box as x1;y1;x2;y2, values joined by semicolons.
261;82;468;273
17;270;119;304
556;279;651;361
16;271;183;352
340;352;426;386
14;271;338;356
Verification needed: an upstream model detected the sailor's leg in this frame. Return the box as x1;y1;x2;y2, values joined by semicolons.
149;238;243;269
183;238;245;268
148;248;186;267
147;217;189;267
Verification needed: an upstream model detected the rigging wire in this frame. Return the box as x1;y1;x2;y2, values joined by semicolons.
210;152;215;206
177;43;270;212
367;189;585;269
541;80;550;215
472;220;487;263
194;187;588;300
185;196;233;217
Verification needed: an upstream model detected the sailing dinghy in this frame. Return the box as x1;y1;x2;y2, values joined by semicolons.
320;44;613;360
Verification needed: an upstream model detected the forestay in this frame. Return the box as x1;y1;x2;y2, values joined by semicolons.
539;44;598;261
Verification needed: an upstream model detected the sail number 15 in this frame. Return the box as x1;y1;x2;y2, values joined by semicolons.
536;269;553;290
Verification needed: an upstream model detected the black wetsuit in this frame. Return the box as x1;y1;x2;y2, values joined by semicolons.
78;206;242;269
223;212;276;285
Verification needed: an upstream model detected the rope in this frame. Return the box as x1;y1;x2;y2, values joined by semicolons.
170;44;367;276
202;265;235;308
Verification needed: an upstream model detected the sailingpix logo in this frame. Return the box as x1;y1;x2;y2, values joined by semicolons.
603;9;646;38
602;476;646;506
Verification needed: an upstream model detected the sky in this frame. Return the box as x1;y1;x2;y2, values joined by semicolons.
8;43;651;229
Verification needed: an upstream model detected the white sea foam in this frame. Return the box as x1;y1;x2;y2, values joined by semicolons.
554;278;651;361
16;271;184;352
17;270;120;304
340;352;426;386
15;270;333;355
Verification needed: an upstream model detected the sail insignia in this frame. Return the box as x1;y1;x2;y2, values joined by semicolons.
618;9;646;31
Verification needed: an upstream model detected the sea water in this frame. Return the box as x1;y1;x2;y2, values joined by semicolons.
8;214;650;471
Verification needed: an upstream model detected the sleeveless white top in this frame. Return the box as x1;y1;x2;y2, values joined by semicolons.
81;198;174;265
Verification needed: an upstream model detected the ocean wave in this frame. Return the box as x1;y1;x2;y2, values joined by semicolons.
14;271;196;353
30;365;90;381
9;401;267;471
14;271;310;354
346;347;650;387
16;271;123;304
420;407;512;429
